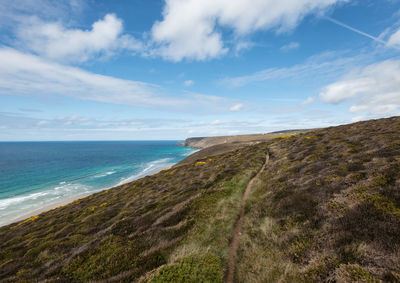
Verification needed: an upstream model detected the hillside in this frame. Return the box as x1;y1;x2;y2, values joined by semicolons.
237;117;400;282
179;130;307;149
177;130;307;165
0;142;268;282
1;117;400;282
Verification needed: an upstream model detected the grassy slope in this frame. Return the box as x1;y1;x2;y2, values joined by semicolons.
180;130;307;149
178;130;309;166
237;117;400;282
1;117;400;282
0;143;267;282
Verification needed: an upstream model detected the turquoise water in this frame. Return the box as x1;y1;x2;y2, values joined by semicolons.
0;141;196;226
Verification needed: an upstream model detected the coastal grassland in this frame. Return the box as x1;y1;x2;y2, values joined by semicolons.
180;130;308;149
0;142;267;282
178;129;308;165
141;165;259;282
237;116;400;282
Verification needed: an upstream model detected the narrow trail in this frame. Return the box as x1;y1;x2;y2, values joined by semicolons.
225;152;269;283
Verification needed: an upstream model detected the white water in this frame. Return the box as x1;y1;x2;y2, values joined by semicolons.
117;158;174;185
0;157;178;227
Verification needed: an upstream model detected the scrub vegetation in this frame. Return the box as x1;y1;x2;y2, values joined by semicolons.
1;116;400;282
0;141;267;282
237;116;400;282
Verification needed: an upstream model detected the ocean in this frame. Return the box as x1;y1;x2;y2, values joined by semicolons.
0;141;196;226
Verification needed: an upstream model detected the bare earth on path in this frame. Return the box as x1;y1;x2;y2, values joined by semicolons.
225;152;270;283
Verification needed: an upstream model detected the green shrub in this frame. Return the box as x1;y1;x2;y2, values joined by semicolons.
152;254;223;283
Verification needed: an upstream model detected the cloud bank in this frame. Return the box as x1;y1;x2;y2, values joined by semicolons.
0;47;243;113
0;47;174;107
320;60;400;115
151;0;347;61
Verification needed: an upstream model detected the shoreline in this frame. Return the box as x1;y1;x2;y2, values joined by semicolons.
3;132;300;227
1;155;189;227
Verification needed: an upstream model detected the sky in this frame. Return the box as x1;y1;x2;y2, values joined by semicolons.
1;0;400;141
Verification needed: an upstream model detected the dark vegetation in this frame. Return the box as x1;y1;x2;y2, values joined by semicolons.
237;116;400;282
1;116;400;282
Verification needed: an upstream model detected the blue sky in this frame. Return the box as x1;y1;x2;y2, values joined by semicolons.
1;0;400;141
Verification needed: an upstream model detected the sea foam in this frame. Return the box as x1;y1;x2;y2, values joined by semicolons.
0;141;196;227
117;158;174;185
0;158;183;226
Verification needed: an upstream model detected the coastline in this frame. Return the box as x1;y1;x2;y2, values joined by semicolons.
1;147;196;227
1;132;299;227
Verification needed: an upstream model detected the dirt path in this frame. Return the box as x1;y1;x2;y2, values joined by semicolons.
225;152;269;283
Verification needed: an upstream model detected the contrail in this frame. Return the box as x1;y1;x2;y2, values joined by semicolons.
325;16;387;45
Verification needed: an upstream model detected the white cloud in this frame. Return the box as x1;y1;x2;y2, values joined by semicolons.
151;0;347;61
280;41;300;52
184;80;195;87
0;48;164;106
320;60;400;115
211;119;224;125
301;96;315;105
234;41;255;56
230;103;244;112
0;112;190;132
0;0;84;28
37;120;49;126
387;28;400;47
0;48;243;113
15;14;142;63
